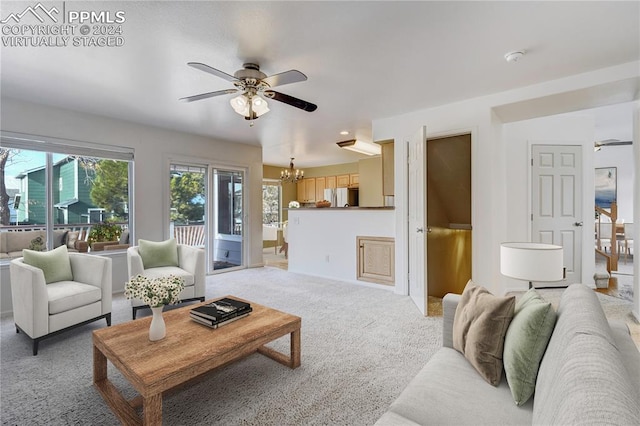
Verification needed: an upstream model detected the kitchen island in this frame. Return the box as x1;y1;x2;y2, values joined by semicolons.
286;207;395;286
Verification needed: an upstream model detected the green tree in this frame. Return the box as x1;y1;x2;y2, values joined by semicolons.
170;172;204;224
90;160;128;219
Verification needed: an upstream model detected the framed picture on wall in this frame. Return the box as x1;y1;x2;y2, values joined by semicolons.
595;167;617;208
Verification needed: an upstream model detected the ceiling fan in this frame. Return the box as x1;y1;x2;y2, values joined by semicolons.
594;139;632;151
180;62;317;121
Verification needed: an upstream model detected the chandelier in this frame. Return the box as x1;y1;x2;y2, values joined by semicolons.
280;158;304;183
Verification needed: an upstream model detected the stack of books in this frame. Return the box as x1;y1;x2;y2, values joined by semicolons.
190;297;252;329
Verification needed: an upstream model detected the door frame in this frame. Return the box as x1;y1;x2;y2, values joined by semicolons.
527;141;591;287
209;165;248;274
407;126;427;315
401;125;477;312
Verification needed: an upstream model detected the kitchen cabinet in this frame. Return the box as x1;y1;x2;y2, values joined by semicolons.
305;178;316;202
357;236;394;285
315;177;326;201
297;178;317;203
336;174;350;188
350;174;359;186
381;142;394;196
325;175;336;189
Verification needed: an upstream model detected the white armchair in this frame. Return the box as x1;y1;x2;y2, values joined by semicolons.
10;253;112;355
127;244;205;319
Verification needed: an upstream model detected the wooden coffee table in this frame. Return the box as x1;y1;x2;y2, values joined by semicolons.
93;296;301;425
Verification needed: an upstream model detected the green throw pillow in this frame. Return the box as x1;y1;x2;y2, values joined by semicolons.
22;245;73;284
138;238;179;269
503;289;557;406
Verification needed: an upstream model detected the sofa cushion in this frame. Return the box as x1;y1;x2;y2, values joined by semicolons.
7;230;45;253
66;231;79;249
119;230;130;245
53;230;68;248
47;281;102;315
22;245;73;284
453;281;515;385
141;266;195;286
503;289;556;406
374;348;533;426
138;238;179;269
533;284;640;425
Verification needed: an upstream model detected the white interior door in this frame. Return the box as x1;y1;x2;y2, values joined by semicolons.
531;145;583;286
408;126;427;314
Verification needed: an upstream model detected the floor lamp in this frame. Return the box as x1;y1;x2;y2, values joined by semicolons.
500;242;564;289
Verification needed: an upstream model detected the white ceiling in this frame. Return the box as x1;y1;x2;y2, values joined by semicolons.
1;1;639;168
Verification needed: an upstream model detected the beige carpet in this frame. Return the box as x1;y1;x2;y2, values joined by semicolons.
1;266;443;425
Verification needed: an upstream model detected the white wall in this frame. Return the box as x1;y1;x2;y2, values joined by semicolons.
287;209;394;285
502;114;595;291
373;61;639;297
0;97;263;315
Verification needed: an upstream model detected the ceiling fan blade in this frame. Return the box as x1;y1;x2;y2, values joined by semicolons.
262;70;307;88
594;139;633;148
187;62;237;82
180;89;238;102
264;90;317;112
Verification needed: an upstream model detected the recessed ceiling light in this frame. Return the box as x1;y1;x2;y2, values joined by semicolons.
340;131;349;135
504;50;526;63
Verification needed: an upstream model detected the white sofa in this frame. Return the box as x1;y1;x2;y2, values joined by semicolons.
1;230;88;259
376;284;640;425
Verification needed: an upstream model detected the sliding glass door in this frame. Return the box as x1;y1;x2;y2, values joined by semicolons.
211;168;244;272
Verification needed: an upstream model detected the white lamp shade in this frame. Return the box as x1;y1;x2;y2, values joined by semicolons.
500;242;564;282
230;95;249;115
230;94;269;118
251;96;269;117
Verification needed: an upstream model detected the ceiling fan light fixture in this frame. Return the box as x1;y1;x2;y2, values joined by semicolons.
336;139;381;156
230;94;269;118
251;95;269;117
230;94;249;115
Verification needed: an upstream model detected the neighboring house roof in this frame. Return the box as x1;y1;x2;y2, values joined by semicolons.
54;198;79;208
15;156;75;179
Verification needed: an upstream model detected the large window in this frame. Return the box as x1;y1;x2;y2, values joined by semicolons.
169;163;206;247
262;180;281;225
1;132;133;257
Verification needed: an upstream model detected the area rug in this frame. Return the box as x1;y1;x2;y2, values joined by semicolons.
1;267;442;425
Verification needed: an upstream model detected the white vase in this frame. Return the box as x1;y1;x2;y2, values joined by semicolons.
149;305;166;341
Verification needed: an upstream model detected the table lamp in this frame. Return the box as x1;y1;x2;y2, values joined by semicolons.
500;242;564;289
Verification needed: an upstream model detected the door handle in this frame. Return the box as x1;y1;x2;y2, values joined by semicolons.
574;222;584;227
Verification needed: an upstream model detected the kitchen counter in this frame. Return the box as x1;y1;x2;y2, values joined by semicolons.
286;208;395;285
286;206;394;210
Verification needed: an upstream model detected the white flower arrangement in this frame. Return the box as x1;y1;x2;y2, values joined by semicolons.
288;201;300;208
124;275;185;307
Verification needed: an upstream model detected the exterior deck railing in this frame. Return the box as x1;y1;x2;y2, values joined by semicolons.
2;223;204;247
173;224;205;247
